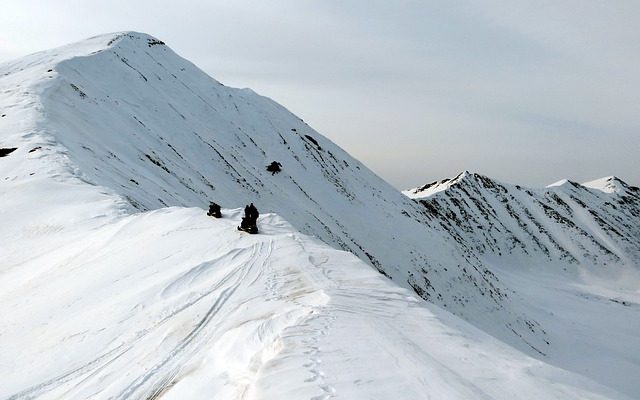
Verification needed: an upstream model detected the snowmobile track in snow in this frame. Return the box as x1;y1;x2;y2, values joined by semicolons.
116;240;273;400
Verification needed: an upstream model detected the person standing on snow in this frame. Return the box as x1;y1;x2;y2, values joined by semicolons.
239;203;259;234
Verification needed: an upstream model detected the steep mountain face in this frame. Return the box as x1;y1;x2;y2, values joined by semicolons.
405;172;640;395
0;32;549;357
404;172;640;269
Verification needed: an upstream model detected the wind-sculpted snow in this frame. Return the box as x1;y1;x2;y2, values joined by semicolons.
405;172;640;395
0;32;551;360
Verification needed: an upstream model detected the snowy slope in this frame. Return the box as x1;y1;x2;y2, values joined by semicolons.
404;171;640;268
1;199;628;399
0;32;550;361
405;172;640;395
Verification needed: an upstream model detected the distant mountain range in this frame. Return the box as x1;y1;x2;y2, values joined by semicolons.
405;171;639;268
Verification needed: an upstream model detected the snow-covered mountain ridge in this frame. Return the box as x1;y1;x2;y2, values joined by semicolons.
404;171;640;268
1;32;638;398
0;32;550;358
404;171;640;395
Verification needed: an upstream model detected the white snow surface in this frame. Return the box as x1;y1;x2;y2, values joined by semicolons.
1;202;628;400
0;32;637;399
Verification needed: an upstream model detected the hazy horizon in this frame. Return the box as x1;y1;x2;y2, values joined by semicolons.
2;1;638;189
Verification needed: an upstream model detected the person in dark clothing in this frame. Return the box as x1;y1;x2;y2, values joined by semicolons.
248;203;259;221
266;161;282;175
239;203;259;234
207;201;222;218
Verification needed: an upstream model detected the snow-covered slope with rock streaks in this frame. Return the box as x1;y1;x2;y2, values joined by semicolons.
404;171;640;395
0;105;630;399
404;171;640;272
0;32;550;360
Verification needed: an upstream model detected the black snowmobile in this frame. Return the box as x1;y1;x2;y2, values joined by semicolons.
238;203;259;234
207;201;222;218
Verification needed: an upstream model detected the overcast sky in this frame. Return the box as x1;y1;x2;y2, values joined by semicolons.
1;1;638;189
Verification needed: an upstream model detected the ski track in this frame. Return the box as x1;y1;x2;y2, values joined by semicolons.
6;237;271;400
4;228;346;400
2;212;633;400
115;243;264;400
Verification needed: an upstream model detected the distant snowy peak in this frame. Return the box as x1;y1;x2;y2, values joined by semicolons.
403;170;471;198
405;172;640;268
546;178;576;188
541;176;638;197
405;171;517;200
583;176;639;195
408;172;637;198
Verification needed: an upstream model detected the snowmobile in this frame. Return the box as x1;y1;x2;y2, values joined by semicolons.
237;224;258;234
207;202;222;218
237;217;258;234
